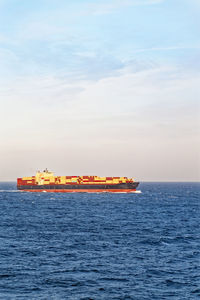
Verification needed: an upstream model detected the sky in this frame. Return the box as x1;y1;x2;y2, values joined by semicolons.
0;0;199;181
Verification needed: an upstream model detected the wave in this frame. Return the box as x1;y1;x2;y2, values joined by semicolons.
0;190;20;192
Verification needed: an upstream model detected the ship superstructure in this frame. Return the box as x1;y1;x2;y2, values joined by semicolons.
17;169;139;193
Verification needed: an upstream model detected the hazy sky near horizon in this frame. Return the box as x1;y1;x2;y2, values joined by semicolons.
0;0;200;181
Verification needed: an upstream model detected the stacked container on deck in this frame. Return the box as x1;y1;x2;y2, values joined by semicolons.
18;174;134;186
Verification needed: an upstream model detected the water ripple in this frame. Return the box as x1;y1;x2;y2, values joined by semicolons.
0;182;199;299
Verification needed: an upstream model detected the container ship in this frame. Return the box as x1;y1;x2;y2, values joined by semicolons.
17;169;139;193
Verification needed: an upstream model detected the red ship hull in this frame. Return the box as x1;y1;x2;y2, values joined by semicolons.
20;188;137;193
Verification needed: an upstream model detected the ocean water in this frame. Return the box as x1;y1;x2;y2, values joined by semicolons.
0;182;199;300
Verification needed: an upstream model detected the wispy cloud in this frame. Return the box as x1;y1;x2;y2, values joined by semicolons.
132;45;200;54
86;0;164;15
1;64;199;180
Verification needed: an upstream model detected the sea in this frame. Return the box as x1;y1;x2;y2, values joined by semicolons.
0;182;199;300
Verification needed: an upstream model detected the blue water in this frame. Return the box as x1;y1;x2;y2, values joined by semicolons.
0;182;199;300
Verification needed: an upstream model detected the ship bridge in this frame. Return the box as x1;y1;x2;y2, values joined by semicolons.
35;168;54;185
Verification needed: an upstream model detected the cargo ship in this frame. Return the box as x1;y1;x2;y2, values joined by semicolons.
17;169;139;193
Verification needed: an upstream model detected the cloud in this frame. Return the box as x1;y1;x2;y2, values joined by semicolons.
1;64;199;141
132;45;200;54
1;0;165;44
1;63;199;180
0;0;198;84
81;0;164;16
